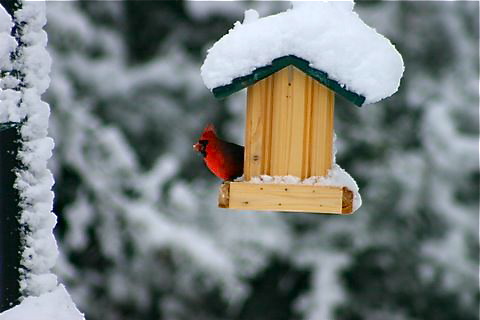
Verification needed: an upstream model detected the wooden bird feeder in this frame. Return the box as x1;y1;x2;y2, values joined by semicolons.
215;57;359;214
201;4;404;215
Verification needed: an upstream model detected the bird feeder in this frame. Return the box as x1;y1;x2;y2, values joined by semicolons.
200;2;404;214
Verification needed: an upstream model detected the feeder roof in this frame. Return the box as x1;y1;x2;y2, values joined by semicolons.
201;1;404;107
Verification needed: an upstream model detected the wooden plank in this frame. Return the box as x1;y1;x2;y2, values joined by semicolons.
302;76;313;179
310;84;322;176
318;85;328;174
218;182;230;208
310;82;335;177
326;88;335;170
244;87;253;180
245;79;266;180
288;67;307;177
341;187;353;214
223;182;352;214
270;67;291;175
262;76;273;175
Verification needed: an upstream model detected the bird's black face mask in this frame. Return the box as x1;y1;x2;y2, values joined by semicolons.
193;140;208;157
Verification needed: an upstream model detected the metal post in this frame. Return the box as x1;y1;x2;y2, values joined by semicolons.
0;126;22;311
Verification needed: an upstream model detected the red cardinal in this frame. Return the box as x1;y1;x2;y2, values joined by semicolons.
193;124;244;181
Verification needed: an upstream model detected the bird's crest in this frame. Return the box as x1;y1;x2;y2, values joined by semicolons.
201;123;217;140
204;123;216;133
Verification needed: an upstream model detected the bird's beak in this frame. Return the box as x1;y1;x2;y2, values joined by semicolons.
193;142;201;152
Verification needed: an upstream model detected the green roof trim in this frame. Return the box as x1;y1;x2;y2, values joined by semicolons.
211;55;366;107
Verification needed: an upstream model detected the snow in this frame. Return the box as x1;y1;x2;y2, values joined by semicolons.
0;285;85;320
201;1;404;105
242;9;259;24
0;5;16;70
245;163;362;212
0;5;21;123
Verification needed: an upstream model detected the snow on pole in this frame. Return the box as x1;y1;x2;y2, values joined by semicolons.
0;1;84;318
0;1;22;128
10;0;58;298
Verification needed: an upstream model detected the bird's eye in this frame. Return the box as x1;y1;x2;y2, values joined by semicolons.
199;140;208;150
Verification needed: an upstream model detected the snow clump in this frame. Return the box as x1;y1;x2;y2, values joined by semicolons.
0;285;85;320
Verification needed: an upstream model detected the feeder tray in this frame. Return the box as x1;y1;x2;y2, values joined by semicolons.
219;182;353;214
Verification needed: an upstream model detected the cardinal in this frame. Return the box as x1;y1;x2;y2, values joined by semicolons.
193;124;244;181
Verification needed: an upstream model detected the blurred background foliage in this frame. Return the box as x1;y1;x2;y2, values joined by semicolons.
44;1;478;320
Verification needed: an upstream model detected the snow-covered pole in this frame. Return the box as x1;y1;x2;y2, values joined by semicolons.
0;1;84;318
0;0;22;311
0;0;58;310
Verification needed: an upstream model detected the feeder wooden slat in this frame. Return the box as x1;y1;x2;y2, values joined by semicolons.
263;76;274;176
270;67;290;175
288;67;307;177
302;75;314;179
310;83;334;177
245;80;265;180
219;182;353;214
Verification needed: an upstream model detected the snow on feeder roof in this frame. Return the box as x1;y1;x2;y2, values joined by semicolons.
201;1;404;106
